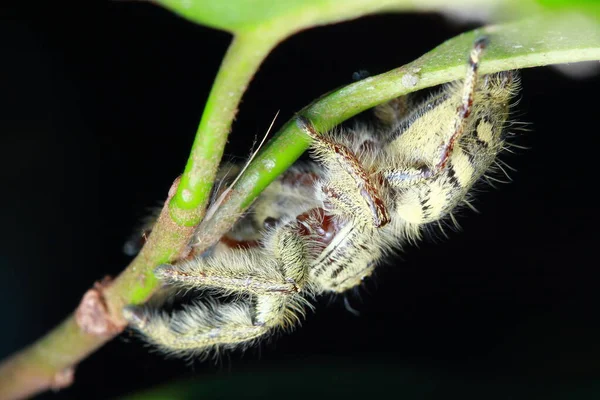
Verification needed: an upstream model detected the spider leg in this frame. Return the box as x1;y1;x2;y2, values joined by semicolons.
123;291;308;355
384;38;488;190
155;224;309;296
297;116;390;228
382;38;487;188
436;37;487;171
381;38;517;226
123;301;266;355
124;223;312;353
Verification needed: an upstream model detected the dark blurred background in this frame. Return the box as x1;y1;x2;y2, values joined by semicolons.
1;2;599;399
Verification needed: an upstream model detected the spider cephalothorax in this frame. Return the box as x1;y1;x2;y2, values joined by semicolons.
124;38;521;357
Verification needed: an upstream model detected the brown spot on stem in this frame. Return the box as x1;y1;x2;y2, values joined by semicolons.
169;175;182;197
75;277;125;337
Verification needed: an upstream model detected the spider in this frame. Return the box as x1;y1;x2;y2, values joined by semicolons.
124;37;521;357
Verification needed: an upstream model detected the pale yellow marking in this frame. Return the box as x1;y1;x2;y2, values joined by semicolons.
426;180;448;220
476;119;494;143
452;147;475;188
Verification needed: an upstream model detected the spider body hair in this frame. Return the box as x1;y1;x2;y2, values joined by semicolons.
125;38;522;357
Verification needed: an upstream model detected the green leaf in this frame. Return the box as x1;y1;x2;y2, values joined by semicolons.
153;0;600;35
154;0;522;34
195;11;600;246
536;0;600;19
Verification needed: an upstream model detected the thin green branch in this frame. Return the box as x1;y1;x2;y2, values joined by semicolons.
0;23;292;400
0;14;333;400
167;0;456;226
169;31;282;226
195;13;600;250
0;10;345;400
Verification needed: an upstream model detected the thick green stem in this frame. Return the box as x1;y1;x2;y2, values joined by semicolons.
0;317;95;400
195;14;600;250
0;179;196;400
169;31;282;226
0;23;289;400
0;24;288;400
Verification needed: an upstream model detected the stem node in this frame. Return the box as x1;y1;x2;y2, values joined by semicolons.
75;277;125;337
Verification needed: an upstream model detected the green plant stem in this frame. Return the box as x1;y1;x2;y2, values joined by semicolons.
0;317;98;400
167;0;503;227
0;25;289;400
195;14;600;250
0;18;309;400
169;31;282;226
0;180;196;400
0;20;306;400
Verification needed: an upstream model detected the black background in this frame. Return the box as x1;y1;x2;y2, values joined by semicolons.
1;2;599;399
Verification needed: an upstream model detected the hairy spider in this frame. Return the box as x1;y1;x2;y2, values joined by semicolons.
124;37;521;357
